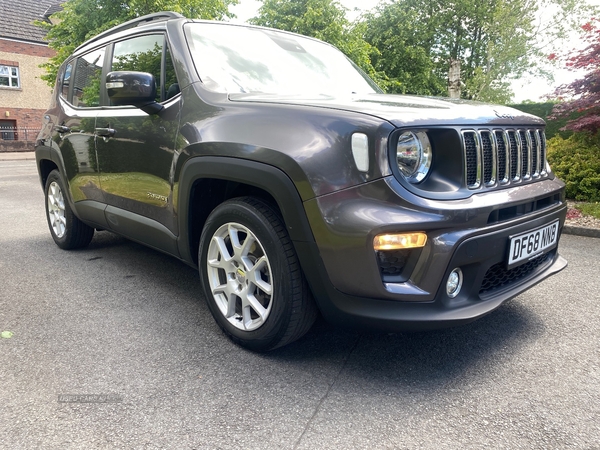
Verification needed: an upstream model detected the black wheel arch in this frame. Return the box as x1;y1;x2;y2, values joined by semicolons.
177;156;317;267
36;145;62;189
35;145;81;217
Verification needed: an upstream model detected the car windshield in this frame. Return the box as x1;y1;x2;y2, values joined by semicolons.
184;22;381;96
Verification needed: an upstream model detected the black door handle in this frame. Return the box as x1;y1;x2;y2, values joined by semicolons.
95;128;116;137
54;125;71;133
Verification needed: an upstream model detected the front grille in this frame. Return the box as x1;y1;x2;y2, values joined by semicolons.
462;128;547;190
479;251;554;295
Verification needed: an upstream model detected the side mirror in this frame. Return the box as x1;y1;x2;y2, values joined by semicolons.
105;71;163;114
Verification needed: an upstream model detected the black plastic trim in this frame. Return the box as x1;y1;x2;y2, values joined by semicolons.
177;156;316;265
105;205;180;256
35;145;80;219
73;200;109;229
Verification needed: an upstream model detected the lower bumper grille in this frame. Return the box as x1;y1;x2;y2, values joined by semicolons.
377;249;410;277
479;251;554;295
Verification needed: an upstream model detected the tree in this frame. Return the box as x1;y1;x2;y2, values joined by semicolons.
36;0;237;86
361;3;445;96
362;0;593;103
250;0;379;79
550;20;600;134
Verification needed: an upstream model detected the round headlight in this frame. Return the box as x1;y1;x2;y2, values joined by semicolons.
396;131;432;183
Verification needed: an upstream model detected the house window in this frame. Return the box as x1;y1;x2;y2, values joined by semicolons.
0;65;20;88
0;120;17;140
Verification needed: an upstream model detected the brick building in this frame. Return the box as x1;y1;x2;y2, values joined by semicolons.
0;0;61;151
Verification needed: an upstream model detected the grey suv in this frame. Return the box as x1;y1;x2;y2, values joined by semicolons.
35;12;567;351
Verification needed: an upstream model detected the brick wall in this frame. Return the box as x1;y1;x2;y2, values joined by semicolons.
1;107;46;129
0;107;45;152
0;39;55;58
0;139;35;152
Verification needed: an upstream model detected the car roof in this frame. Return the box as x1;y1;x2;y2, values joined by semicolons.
73;11;184;54
72;11;337;58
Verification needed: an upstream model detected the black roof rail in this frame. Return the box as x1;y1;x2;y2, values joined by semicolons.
74;11;185;52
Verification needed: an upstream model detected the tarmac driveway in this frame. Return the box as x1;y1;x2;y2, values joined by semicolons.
1;159;598;449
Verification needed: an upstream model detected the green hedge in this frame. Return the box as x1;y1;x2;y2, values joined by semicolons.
547;133;600;202
508;102;571;139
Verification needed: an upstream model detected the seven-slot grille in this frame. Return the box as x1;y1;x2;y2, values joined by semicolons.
462;129;547;190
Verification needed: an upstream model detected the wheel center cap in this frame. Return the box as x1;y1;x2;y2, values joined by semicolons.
235;268;246;283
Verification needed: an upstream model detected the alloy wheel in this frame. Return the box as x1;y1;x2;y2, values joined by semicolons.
47;181;66;238
206;222;274;331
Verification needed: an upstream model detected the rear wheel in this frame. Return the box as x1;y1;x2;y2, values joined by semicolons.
44;170;94;249
198;197;317;351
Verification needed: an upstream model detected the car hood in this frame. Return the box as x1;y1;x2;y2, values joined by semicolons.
228;93;544;128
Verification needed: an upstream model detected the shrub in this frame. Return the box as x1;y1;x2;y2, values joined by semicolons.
547;133;600;202
509;102;573;139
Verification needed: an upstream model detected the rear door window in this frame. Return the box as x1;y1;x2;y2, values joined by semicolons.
73;47;106;108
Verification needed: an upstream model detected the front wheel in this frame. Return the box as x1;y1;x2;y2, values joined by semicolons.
198;197;317;351
44;170;94;249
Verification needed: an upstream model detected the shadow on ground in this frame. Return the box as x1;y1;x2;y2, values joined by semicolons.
64;230;545;391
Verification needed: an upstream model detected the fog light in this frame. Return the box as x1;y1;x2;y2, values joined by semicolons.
373;232;427;250
446;268;463;298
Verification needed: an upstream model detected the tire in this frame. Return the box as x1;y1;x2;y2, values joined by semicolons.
44;170;94;250
198;197;318;351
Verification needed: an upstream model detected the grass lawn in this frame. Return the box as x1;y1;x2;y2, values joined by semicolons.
574;202;600;220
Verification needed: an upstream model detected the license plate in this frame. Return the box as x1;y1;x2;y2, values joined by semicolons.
507;220;559;269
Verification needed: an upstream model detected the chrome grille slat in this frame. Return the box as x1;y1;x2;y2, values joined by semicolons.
463;127;548;190
519;130;531;180
462;131;481;189
530;129;540;177
494;130;509;184
480;131;496;186
539;130;547;176
508;130;520;182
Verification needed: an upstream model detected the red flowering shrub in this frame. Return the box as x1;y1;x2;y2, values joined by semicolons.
550;20;600;134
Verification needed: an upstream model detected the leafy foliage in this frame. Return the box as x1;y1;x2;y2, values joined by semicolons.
509;102;575;139
550;19;600;134
547;133;600;201
39;0;593;104
361;0;593;102
361;4;444;95
36;0;237;86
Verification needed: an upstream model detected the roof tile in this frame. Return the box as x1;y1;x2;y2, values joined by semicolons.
0;0;62;44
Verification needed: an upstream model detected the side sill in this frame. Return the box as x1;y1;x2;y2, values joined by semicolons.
73;200;109;229
104;205;180;258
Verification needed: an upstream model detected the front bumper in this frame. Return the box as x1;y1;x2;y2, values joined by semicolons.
298;175;567;331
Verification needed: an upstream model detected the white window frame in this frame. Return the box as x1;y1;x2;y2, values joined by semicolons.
0;65;20;88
